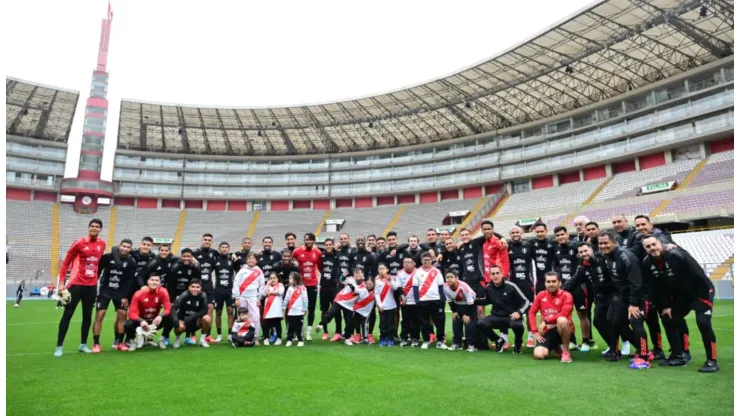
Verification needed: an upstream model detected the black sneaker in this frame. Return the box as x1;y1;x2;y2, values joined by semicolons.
605;352;622;362
651;349;666;361
494;338;506;353
698;360;719;373
512;348;523;355
659;355;687;367
682;351;692;363
600;348;612;357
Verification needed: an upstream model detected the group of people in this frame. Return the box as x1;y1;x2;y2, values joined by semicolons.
50;214;719;373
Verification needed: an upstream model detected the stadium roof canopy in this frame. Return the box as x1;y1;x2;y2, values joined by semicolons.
118;0;734;156
6;77;80;143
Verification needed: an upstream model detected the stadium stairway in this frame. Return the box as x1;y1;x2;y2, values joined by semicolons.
314;209;333;236
582;178;613;206
172;210;188;253
649;159;708;218
711;256;734;280
50;203;60;280
382;206;407;237
468;194;509;237
246;211;261;238
106;207;118;252
451;197;487;239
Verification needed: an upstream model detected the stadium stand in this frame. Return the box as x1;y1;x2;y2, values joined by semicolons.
496;179;607;216
688;150;735;188
663;190;734;215
58;204;111;267
579;201;663;224
392;200;479;239
673;230;735;279
179;210;254;249
591;159;700;203
250;210;328;248
6;201;53;284
324;206;400;239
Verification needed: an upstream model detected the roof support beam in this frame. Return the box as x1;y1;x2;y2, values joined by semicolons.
139;103;148;150
230;110;255;155
195;108;213;154
665;15;733;58
335;102;381;148
285;108;321;153
368;96;421;144
427;81;484;134
34;90;58;138
175;107;191;153
385;94;437;143
9;86;37;134
267;109;298;154
405;88;458;137
159;104;167;151
300;108;339;152
213;109;235;154
249;109;277;154
448;74;513;128
353;100;403;147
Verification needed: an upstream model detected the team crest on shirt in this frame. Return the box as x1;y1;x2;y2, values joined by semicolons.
554;299;560;305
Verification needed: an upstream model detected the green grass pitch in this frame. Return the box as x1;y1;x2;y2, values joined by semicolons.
6;300;734;415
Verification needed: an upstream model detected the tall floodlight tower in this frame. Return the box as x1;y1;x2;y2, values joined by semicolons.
60;2;115;213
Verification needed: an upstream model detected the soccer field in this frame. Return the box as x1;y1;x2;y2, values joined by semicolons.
6;300;734;416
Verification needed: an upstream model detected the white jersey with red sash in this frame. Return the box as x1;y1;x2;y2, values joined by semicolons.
396;269;417;305
444;281;475;306
263;282;285;319
232;266;265;302
413;266;444;302
374;276;398;310
231;319;254;337
283;285;309;316
333;281;359;310
353;283;375;317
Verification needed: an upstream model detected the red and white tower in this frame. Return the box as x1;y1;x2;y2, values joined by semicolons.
60;2;115;213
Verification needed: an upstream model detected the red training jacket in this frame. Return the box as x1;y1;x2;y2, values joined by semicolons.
128;287;171;322
292;246;322;287
483;235;510;282
59;236;107;287
528;288;574;334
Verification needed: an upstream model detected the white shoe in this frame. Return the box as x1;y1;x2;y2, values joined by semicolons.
263;339;270;346
199;338;210;348
135;328;145;349
621;341;631;355
286;341;293;347
128;342;137;352
579;343;591;353
215;335;223;343
227;334;233;343
158;337;167;350
568;342;578;351
344;339;353;346
306;332;313;341
315;325;323;334
173;336;182;349
421;342;429;350
297;341;304;347
275;338;283;346
436;342;448;350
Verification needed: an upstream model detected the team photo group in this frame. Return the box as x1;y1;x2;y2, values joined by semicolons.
50;214;719;373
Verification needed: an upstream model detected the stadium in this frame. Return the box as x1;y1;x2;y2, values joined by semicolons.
5;0;735;415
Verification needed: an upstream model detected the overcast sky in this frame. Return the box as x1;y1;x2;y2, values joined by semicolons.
5;0;595;180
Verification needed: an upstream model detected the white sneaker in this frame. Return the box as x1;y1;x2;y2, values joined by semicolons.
436;342;448;350
315;325;323;334
173;335;182;349
275;338;283;346
215;335;223;343
467;346;477;353
579;343;591;353
306;332;313;341
227;334;233;343
344;339;353;346
128;341;137;352
158;337;167;350
135;328;145;349
421;342;429;350
199;338;210;348
621;341;631;355
263;339;270;346
568;342;578;351
297;341;304;347
286;340;293;347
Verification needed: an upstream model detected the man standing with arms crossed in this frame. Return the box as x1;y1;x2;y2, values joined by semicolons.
54;219;107;357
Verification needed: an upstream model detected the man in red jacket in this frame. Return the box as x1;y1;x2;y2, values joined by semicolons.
293;233;322;340
529;271;574;363
54;219;107;357
124;274;173;351
481;221;510;284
